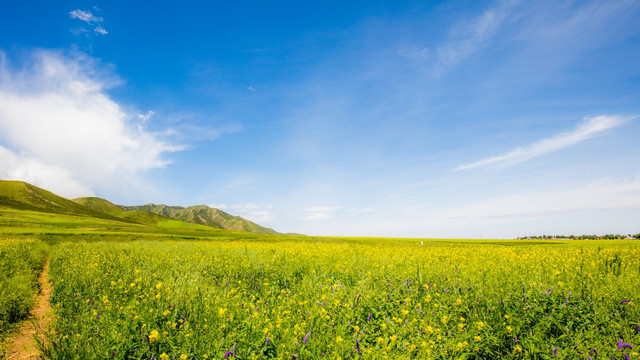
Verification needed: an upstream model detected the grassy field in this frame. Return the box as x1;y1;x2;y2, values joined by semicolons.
15;236;639;360
1;198;639;359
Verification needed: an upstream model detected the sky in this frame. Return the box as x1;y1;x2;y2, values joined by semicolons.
0;0;639;238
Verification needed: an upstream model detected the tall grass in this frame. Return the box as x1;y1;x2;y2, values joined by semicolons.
0;238;48;336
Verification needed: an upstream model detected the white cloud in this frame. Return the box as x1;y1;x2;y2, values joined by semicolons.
69;9;107;35
208;203;228;210
302;205;343;221
94;26;108;35
228;202;275;224
137;110;155;122
304;206;342;212
302;212;333;221
69;10;102;23
0;50;179;199
456;115;630;171
248;86;256;92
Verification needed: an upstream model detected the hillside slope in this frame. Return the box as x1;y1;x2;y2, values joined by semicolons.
0;181;129;222
124;204;279;235
72;197;165;225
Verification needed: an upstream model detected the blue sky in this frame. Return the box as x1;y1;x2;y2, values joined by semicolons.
0;0;639;238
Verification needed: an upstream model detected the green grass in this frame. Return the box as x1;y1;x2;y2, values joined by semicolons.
0;238;48;340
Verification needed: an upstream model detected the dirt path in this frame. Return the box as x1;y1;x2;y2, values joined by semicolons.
5;258;53;360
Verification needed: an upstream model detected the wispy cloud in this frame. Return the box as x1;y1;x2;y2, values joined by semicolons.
229;202;275;223
404;0;518;75
302;206;343;221
456;115;630;171
69;9;108;35
69;10;102;23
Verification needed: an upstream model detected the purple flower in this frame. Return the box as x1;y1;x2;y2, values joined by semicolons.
356;339;361;355
515;336;518;344
356;294;361;302
620;299;630;304
223;351;234;358
303;331;311;345
624;354;630;360
266;337;269;346
150;355;155;360
553;347;557;358
593;348;599;356
96;313;100;320
547;288;552;296
618;339;633;351
367;313;372;322
292;355;298;359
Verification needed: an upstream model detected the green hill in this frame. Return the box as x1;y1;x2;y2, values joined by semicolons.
0;181;128;222
72;197;165;225
0;180;278;235
124;204;279;235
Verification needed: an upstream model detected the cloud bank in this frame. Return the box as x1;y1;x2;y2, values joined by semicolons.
456;115;629;171
0;50;178;198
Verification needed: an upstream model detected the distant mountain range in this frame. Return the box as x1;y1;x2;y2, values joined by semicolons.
0;180;278;235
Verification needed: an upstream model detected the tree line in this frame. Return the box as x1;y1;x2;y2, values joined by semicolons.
518;234;640;240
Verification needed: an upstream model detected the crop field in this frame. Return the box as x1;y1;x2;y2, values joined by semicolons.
25;238;638;359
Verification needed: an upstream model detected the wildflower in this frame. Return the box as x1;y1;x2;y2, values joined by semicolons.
618;339;633;350
303;331;311;344
336;336;343;343
356;339;361;355
474;336;482;342
367;313;372;322
223;351;234;358
156;282;162;289
180;355;187;360
291;355;297;359
620;299;630;304
148;330;159;343
514;345;522;353
159;354;169;360
592;348;599;356
553;347;557;358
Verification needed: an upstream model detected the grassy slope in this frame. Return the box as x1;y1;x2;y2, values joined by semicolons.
0;181;127;222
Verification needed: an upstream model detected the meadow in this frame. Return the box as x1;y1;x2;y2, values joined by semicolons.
29;237;639;359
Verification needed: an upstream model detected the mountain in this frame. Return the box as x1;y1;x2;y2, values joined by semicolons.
123;204;279;235
72;197;166;225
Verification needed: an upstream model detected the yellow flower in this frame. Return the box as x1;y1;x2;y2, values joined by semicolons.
441;315;449;324
159;354;169;360
336;336;344;343
353;325;360;332
506;326;514;333
148;330;159;343
180;355;187;360
474;336;482;342
163;310;170;316
156;282;163;289
514;345;522;353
